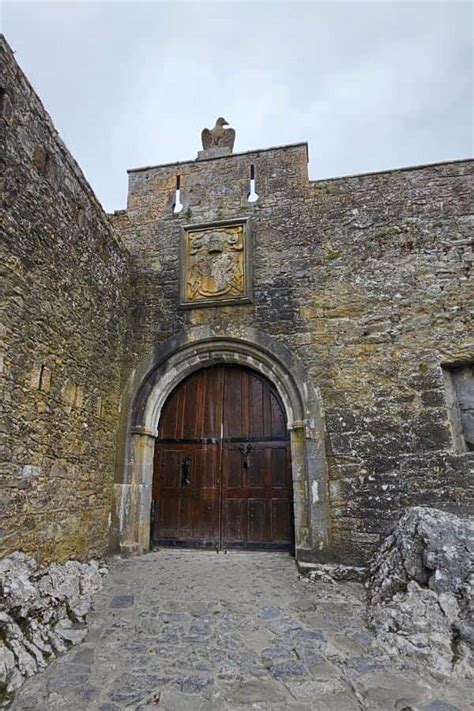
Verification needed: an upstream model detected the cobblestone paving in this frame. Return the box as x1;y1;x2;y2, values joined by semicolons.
11;551;472;710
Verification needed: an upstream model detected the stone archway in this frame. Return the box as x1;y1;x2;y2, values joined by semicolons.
111;326;331;563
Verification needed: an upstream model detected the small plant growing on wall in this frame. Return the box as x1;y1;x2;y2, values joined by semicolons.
325;250;341;261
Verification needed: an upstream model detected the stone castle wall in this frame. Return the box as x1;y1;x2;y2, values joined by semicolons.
112;142;473;564
1;33;472;566
1;37;130;562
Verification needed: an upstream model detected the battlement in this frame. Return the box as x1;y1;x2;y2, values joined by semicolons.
127;141;309;174
126;142;309;217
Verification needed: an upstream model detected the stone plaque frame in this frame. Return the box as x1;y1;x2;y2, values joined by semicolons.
180;217;253;308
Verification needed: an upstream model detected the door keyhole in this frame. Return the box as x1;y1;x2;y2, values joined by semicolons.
239;442;252;469
181;456;191;486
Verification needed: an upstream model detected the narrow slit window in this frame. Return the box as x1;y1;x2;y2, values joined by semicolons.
32;146;50;176
443;364;474;452
173;175;183;214
0;88;6;116
0;87;12;123
247;164;259;203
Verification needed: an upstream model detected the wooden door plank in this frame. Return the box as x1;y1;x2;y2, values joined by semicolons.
153;365;294;551
221;366;293;550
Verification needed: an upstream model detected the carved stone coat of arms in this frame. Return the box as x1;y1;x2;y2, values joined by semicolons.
180;219;252;307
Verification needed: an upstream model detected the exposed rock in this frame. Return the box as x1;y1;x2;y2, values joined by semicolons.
300;563;367;583
367;507;474;677
0;552;106;706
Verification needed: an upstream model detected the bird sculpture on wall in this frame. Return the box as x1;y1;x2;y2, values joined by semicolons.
201;117;236;152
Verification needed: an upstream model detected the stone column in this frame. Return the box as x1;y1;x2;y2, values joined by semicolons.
290;426;311;554
117;429;156;554
290;422;331;563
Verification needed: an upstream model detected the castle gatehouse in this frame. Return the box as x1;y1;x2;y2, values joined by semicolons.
2;36;473;567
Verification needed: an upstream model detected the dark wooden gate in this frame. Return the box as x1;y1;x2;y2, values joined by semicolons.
152;365;294;550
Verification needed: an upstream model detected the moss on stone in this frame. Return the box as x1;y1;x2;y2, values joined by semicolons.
325;250;341;261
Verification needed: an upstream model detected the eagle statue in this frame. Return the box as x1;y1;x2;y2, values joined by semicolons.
201;117;235;152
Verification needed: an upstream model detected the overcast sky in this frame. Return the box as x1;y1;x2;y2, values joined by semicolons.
3;1;473;212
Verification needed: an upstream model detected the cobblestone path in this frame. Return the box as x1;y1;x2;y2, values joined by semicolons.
11;551;472;710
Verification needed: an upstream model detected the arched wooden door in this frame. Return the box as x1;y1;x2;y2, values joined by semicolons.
152;365;294;551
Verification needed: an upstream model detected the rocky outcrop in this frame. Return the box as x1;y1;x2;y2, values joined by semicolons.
367;506;474;677
0;552;106;705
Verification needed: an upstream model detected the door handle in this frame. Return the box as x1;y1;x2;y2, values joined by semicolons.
180;456;191;486
239;442;252;469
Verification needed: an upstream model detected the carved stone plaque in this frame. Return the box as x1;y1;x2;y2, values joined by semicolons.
180;219;252;308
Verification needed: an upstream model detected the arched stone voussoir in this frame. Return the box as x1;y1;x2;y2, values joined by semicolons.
130;327;319;428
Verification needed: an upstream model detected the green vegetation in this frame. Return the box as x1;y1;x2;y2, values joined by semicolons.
325;250;341;261
374;226;401;239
